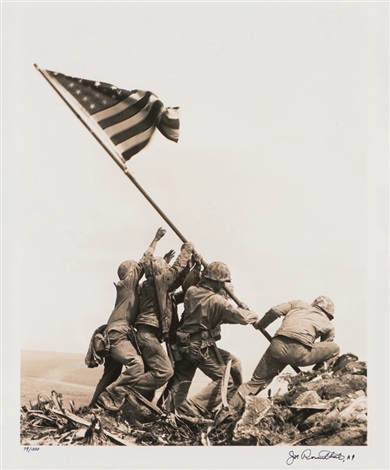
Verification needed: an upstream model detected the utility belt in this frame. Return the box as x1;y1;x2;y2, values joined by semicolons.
175;328;220;355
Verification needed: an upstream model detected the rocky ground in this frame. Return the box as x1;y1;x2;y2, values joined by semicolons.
20;353;367;446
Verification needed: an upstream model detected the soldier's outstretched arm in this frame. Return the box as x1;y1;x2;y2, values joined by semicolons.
254;301;294;330
166;242;195;282
254;311;279;330
145;227;166;256
217;301;259;326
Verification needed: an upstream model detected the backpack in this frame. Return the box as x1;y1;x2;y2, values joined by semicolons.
85;324;110;368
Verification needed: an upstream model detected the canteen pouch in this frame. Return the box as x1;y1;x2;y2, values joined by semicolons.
176;330;190;354
170;343;183;362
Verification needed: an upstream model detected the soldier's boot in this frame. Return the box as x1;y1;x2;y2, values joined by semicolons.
215;391;246;425
97;388;126;411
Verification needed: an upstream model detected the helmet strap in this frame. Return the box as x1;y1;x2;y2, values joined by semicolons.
318;306;333;319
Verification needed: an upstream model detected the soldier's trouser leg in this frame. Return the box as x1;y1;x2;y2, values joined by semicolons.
89;355;123;406
163;358;198;414
97;335;145;410
292;340;340;368
191;348;243;408
133;326;174;395
167;348;242;412
235;337;340;404
104;338;145;398
218;349;243;389
234;339;287;402
189;347;243;413
186;344;235;412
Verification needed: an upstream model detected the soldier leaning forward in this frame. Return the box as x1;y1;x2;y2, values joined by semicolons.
91;228;166;410
229;296;340;413
165;262;258;416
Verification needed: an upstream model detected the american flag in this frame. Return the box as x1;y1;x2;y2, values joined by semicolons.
44;69;180;161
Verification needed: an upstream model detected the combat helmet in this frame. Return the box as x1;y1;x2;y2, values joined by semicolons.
203;262;231;282
117;260;138;280
312;295;335;318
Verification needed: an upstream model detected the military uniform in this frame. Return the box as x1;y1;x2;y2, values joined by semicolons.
130;243;194;397
91;252;153;407
168;283;258;414
236;298;340;400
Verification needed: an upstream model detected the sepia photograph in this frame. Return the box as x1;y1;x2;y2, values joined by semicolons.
1;0;389;469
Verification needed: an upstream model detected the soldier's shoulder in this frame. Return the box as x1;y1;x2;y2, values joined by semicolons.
188;284;204;293
291;299;311;308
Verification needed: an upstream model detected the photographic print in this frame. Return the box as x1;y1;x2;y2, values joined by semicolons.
2;1;388;469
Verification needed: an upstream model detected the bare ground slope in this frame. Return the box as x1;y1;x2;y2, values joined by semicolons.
21;350;207;408
21;350;102;407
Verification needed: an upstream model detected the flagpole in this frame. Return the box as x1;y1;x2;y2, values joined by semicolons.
35;65;287;356
34;64;188;243
122;168;188;243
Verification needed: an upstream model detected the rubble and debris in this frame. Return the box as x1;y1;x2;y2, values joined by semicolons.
20;353;367;446
288;390;329;410
231;354;367;446
21;391;136;446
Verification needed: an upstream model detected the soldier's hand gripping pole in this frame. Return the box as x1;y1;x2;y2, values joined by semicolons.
193;253;302;374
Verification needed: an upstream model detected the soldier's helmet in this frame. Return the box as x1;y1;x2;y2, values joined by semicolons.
203;262;231;282
144;257;170;278
312;295;335;318
117;260;138;280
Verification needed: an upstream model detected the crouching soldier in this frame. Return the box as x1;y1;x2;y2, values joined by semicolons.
167;262;258;416
91;227;166;409
229;296;340;411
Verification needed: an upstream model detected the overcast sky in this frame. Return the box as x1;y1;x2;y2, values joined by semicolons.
3;2;388;379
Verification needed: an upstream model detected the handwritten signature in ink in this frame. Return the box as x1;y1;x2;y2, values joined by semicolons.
286;449;355;465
